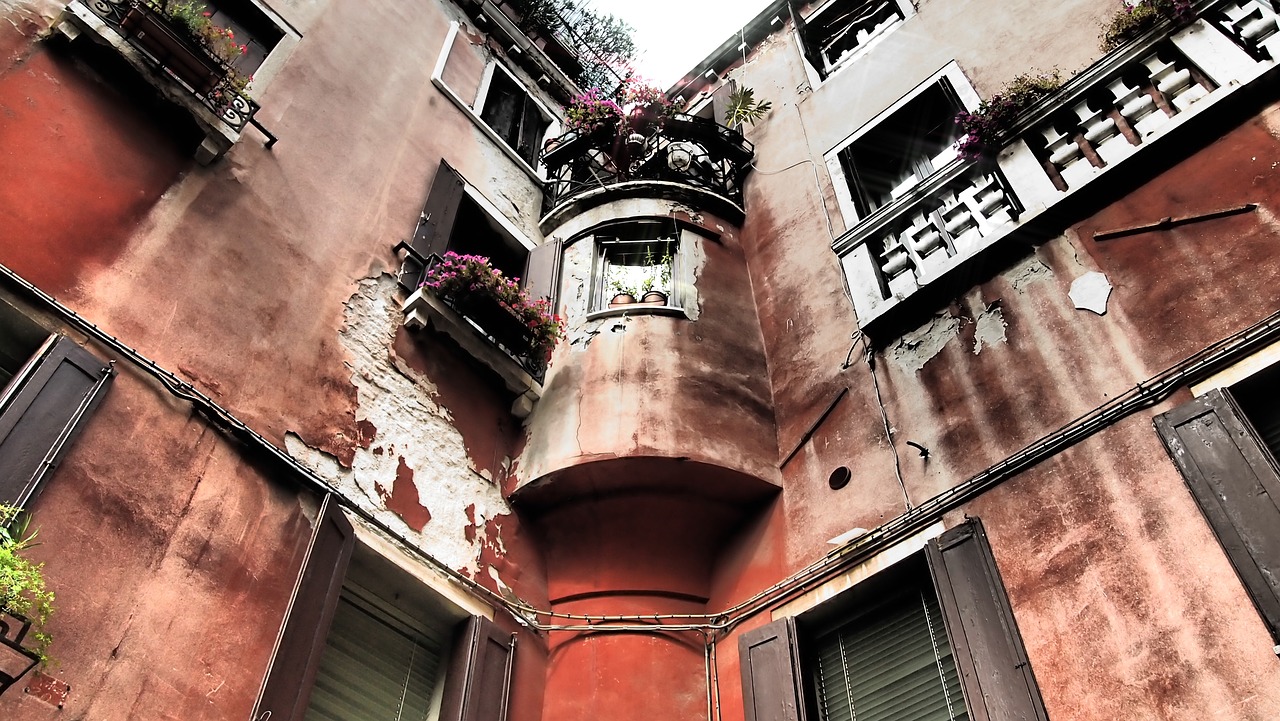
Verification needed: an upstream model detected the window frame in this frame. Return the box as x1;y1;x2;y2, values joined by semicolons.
824;62;983;229
254;495;517;721
432;22;561;183
580;219;694;320
475;62;556;169
799;0;915;81
739;518;1049;721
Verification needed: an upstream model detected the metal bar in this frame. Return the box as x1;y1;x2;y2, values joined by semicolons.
1093;203;1258;240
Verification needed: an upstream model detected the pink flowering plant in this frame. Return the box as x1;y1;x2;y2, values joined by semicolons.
422;252;565;360
1100;0;1194;51
954;70;1062;161
564;87;625;134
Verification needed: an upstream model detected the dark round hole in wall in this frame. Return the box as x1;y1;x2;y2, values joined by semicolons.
828;466;851;490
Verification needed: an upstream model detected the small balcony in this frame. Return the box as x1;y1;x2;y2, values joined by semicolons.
56;0;276;162
836;0;1280;336
401;254;552;419
539;114;755;227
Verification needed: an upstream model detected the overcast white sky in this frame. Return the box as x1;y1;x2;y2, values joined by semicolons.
584;0;776;87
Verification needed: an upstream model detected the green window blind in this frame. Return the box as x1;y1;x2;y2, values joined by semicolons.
305;589;452;721
812;586;967;721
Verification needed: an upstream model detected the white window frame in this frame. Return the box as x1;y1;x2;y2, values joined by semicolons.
433;21;561;183
823;62;983;229
800;0;915;84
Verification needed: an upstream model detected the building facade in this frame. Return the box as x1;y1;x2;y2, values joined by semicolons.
0;0;1279;720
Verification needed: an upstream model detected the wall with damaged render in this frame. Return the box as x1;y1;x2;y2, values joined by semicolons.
694;1;1280;721
0;0;555;715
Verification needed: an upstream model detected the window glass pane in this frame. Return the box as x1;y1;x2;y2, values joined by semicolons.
839;83;963;216
807;0;906;75
598;238;677;309
481;72;526;150
812;582;967;721
304;593;446;721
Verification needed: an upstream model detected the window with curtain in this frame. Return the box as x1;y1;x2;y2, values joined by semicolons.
304;587;453;721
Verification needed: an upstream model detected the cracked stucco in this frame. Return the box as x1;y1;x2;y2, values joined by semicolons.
285;275;510;577
972;304;1008;354
888;313;962;374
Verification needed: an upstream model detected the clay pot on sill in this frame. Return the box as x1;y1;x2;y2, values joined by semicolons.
609;293;637;308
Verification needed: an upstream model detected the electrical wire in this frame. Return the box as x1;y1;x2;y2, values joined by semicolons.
9;256;1280;635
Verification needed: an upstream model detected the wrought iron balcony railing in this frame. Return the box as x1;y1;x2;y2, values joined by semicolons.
84;0;261;132
540;114;755;217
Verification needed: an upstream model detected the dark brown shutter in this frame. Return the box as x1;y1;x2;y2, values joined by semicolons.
399;161;466;290
522;239;562;304
0;335;113;508
1155;389;1280;641
253;494;356;721
440;615;516;721
738;616;808;721
927;518;1048;721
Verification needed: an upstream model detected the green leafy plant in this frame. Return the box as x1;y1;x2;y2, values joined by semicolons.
724;87;773;129
954;70;1063;161
507;0;636;93
0;505;54;666
1099;0;1193;51
158;1;254;106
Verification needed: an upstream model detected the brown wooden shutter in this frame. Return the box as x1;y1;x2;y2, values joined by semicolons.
253;494;355;721
1155;389;1280;641
738;616;808;721
439;615;517;721
399;160;467;290
0;335;113;508
927;518;1048;721
522;239;562;304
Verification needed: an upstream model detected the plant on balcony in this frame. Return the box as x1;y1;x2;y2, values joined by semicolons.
954;70;1062;161
1100;0;1194;50
0;505;54;668
506;0;636;93
422;252;565;362
724;87;773;129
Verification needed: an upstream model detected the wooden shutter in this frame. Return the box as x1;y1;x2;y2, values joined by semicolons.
1155;389;1280;641
927;519;1048;721
440;615;517;721
0;335;113;508
738;616;808;721
522;239;562;304
253;494;355;721
399;161;466;290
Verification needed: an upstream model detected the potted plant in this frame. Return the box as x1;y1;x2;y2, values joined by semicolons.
421;252;564;365
953;70;1062;161
1099;0;1194;51
0;506;54;693
723;86;773;130
121;1;251;99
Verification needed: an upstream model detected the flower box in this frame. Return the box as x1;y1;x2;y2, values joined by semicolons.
120;4;225;94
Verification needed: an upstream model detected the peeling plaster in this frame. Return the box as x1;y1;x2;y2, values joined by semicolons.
887;313;962;374
284;275;512;576
1069;272;1113;315
1007;254;1054;292
972;304;1008;354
